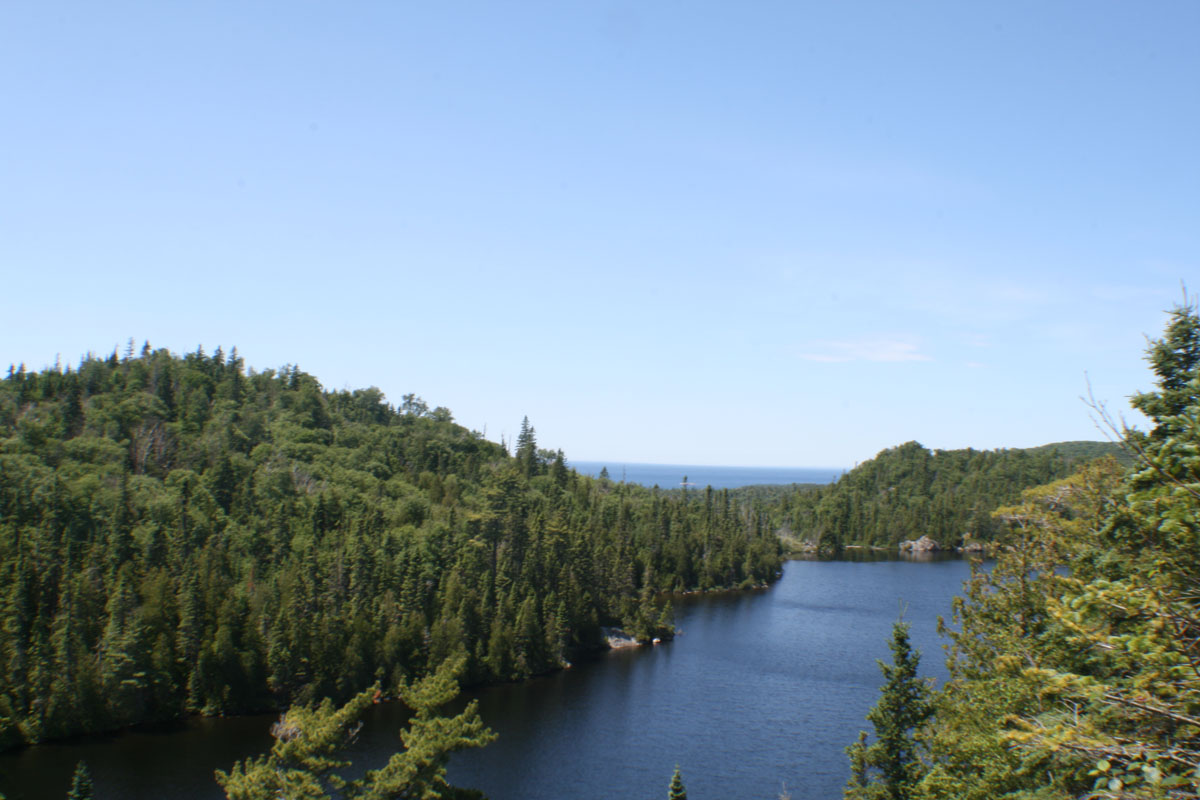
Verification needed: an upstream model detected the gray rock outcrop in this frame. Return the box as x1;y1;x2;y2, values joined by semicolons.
898;535;941;552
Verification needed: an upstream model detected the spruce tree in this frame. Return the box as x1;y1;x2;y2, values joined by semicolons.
909;304;1200;797
846;731;868;790
515;416;538;477
1130;297;1200;433
668;766;687;800
216;658;494;799
845;621;932;800
66;761;93;800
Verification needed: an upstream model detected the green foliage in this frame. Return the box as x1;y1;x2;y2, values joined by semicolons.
915;458;1126;800
1019;440;1133;465
912;300;1200;799
779;440;1120;550
66;761;92;800
216;658;494;800
845;622;933;800
1130;299;1200;434
0;345;782;748
668;765;687;800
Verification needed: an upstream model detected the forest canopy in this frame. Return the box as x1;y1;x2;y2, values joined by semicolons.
0;344;781;749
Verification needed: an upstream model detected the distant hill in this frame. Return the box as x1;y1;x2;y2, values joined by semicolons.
1022;439;1130;464
773;439;1129;552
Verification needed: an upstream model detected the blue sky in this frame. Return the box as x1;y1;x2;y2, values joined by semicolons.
2;2;1197;467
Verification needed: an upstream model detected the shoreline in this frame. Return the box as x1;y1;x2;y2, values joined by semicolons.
0;574;777;756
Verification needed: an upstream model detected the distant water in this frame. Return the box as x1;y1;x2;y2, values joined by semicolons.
570;461;844;489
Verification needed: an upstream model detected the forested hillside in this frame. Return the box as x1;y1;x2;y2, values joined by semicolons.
846;302;1200;799
1019;439;1132;464
0;344;781;749
777;440;1123;551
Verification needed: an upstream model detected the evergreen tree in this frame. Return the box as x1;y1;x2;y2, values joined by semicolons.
915;460;1124;800
515;416;537;477
846;621;932;800
912;303;1200;798
1130;296;1200;433
66;761;93;800
847;731;869;790
550;449;567;489
217;660;493;800
668;766;687;800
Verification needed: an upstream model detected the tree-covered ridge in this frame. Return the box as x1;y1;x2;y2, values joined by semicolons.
0;345;782;750
777;440;1122;551
1019;439;1131;465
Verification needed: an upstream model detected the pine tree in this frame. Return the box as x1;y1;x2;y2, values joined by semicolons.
66;760;93;800
216;658;494;800
912;304;1200;797
551;449;567;489
845;621;932;800
1130;296;1200;434
668;766;687;800
515;416;537;477
847;731;869;790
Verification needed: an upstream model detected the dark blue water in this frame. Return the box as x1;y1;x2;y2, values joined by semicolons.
0;557;969;800
571;461;844;489
442;556;963;800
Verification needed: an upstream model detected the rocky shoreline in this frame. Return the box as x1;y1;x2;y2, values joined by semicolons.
601;626;666;649
787;535;991;555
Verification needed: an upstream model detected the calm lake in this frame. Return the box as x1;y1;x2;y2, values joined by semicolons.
0;555;971;800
